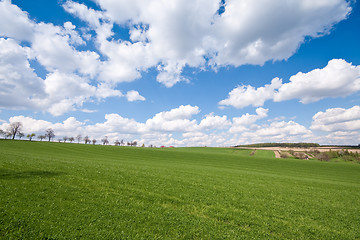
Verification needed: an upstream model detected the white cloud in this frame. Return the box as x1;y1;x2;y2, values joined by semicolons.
180;132;226;147
95;84;123;99
212;0;350;66
0;1;101;78
0;0;355;120
63;21;86;46
0;116;85;139
3;116;51;133
62;1;105;28
33;71;97;116
0;2;128;116
145;105;200;132
240;120;313;143
52;117;86;136
81;109;98;113
126;90;146;102
255;121;311;137
97;41;154;84
219;78;282;109
69;0;351;87
0;38;45;109
32;22;100;78
274;59;360;103
221;59;360;109
3;104;360;146
199;113;231;130
311;105;360;131
0;1;117;116
0;0;35;41
319;131;360;145
156;61;189;87
86;114;146;136
230;108;268;133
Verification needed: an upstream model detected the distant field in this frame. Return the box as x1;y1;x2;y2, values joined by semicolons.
1;140;359;239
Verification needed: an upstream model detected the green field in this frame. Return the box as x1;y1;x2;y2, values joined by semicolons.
1;140;359;239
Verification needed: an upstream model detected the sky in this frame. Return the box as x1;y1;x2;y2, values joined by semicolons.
0;0;360;147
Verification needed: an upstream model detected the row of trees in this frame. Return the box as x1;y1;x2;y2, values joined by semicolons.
74;135;138;146
0;122;56;142
1;122;142;147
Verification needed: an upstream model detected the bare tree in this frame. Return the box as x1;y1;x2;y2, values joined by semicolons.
76;134;82;144
27;133;36;141
8;122;23;140
84;136;90;144
101;136;109;145
120;139;124;146
38;135;45;141
63;136;68;143
69;137;75;143
127;141;137;146
92;139;97;145
45;128;55;142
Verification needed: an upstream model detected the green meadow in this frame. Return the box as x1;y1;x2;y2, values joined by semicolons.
0;140;359;239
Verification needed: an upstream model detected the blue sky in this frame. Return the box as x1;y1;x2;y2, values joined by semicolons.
0;0;360;146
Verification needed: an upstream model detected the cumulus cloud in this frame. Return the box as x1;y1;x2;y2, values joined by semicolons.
0;0;35;41
319;131;360;145
156;61;189;87
230;108;268;133
241;120;313;143
32;23;100;78
32;71;97;116
126;90;146;102
4;104;360;146
0;1;117;116
62;1;105;28
66;0;351;87
199;113;231;130
145;105;200;132
274;59;360;103
221;59;360;109
0;105;203;144
311;105;360;131
219;78;282;108
0;0;355;117
2;116;51;133
86;114;146;136
0;38;45;109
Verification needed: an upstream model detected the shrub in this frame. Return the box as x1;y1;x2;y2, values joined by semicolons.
327;150;339;159
316;153;330;162
293;152;307;159
250;150;256;156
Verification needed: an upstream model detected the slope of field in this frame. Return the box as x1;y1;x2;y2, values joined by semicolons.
1;140;359;239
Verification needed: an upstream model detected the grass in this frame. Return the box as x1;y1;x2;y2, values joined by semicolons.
253;149;275;158
1;140;360;239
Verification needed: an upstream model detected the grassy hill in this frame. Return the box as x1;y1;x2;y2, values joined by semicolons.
1;140;359;239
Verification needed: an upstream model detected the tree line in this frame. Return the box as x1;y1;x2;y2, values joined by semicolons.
234;142;321;148
0;121;143;147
